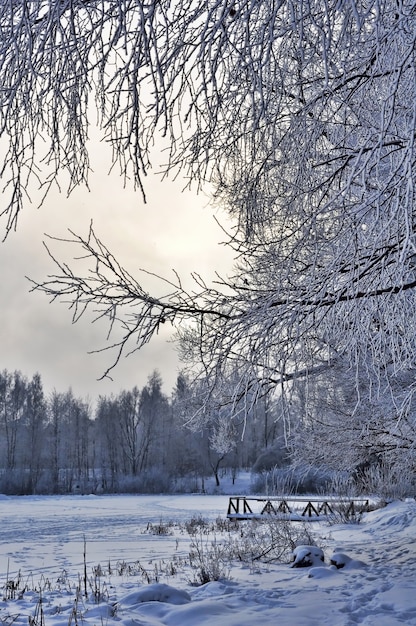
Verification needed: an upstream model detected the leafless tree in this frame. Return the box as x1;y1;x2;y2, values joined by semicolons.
289;359;416;471
3;1;413;229
0;370;27;471
2;1;414;422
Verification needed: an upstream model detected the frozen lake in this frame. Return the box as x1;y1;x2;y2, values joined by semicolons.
0;494;229;578
1;494;416;625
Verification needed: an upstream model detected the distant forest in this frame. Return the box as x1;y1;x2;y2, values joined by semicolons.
0;368;288;496
2;365;416;499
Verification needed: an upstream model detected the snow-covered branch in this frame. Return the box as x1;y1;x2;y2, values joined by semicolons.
3;0;415;424
1;1;414;236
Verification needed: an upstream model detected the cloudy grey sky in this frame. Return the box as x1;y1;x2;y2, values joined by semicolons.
0;149;234;405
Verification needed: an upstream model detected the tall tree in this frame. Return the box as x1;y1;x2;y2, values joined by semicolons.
169;373;210;482
47;390;66;493
138;371;169;473
116;387;142;476
290;359;416;474
23;373;47;493
94;394;122;490
0;370;27;472
56;390;92;491
4;1;414;425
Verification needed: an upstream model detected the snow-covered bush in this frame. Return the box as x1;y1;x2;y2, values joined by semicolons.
251;465;333;496
252;442;290;473
355;461;416;501
188;535;230;585
223;518;318;565
250;466;294;496
171;475;204;494
291;545;325;568
117;469;172;494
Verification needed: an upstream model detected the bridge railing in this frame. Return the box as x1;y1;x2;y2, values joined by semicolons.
227;496;372;520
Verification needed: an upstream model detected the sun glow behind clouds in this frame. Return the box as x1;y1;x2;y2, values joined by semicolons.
0;142;235;403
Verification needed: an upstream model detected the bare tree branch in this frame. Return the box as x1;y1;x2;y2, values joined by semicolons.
1;0;414;423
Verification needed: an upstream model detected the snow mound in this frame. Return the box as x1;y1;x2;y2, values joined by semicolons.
307;566;339;579
364;500;416;532
191;581;235;599
291;545;324;568
330;552;367;570
119;583;191;606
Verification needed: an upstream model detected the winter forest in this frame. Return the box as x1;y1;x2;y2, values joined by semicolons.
0;366;289;495
0;1;415;499
0;361;412;498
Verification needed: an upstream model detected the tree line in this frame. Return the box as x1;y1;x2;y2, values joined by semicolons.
0;368;286;495
3;354;414;497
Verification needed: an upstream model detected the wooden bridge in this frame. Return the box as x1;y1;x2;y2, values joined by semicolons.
227;496;372;520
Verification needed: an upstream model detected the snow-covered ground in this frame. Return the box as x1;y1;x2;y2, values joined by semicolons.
1;491;416;625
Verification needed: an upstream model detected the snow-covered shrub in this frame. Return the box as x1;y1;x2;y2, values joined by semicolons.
322;473;357;498
291;545;325;568
252;442;290;473
224;518;318;565
0;469;31;495
184;516;210;536
250;466;294;496
184;515;300;583
33;469;60;495
326;501;366;525
118;469;172;494
145;520;175;536
188;535;230;585
291;466;337;494
171;475;203;494
354;461;416;501
251;465;332;496
318;474;370;524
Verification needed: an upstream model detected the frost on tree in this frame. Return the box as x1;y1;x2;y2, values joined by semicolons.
2;1;415;418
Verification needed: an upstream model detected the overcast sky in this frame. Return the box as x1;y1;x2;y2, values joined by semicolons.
0;146;234;406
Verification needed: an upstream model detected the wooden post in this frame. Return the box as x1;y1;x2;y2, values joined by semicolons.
318;501;334;515
302;501;320;517
261;501;277;515
277;500;291;513
227;497;239;515
243;498;253;515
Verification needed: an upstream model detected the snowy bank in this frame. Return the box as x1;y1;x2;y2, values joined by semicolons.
0;496;415;625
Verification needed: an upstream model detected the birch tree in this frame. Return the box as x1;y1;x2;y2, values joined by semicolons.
4;1;415;421
116;387;142;475
138;371;169;473
0;370;26;472
48;390;67;493
95;394;122;490
23;373;47;492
